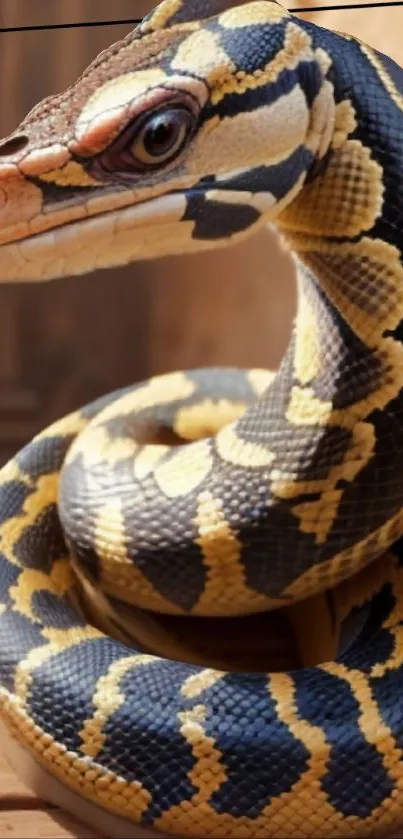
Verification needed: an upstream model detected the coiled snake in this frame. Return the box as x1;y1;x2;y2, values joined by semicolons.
1;0;403;836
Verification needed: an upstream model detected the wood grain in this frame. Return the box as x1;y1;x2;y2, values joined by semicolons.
0;810;100;839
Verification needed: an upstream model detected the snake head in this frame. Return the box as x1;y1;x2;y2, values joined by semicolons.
0;0;335;281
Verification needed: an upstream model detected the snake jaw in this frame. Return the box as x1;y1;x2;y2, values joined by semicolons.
0;1;335;282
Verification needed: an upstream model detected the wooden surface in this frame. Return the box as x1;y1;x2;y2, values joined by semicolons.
0;749;101;838
1;1;403;837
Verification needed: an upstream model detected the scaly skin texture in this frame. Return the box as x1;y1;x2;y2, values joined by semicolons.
1;1;403;836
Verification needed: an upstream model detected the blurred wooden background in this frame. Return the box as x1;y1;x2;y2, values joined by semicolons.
0;0;296;466
1;1;403;837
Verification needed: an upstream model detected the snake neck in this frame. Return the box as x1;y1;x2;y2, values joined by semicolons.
58;22;403;615
220;28;403;600
275;23;403;429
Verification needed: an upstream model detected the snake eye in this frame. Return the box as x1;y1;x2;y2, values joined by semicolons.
90;98;198;180
131;107;194;168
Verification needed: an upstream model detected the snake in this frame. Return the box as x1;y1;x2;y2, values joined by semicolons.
1;0;403;836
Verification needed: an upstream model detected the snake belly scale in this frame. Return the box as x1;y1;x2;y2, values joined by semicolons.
1;0;403;835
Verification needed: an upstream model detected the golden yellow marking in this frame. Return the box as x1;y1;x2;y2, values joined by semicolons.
2;19;401;836
14;624;102;705
9;560;73;624
294;283;322;384
193;490;276;616
286;385;332;427
0;604;6;616
273;413;375;548
211;20;311;106
323;660;403;786
140;0;182;31
332;99;357;150
279;139;384;239
92;552;186;617
216;423;275;468
285;386;383;469
302;238;403;349
314;46;332;77
159;673;341;836
92;373;196;424
97;567;187;614
304;78;335;161
94;499;128;563
285;506;403;600
270;671;331;781
0;688;151;820
3;640;403;837
284;170;319;220
78;67;168;122
0;473;61;569
177;703;227;800
279;243;403;552
364;559;403;678
361;43;403;112
327;416;374;473
181;668;225;699
154;439;212;498
40;161;100;188
173;399;247;441
172;28;235;89
187;86;310;179
66;425;138;469
33;409;87;441
292;423;375;545
371;628;403;679
206;188;276;213
0;459;29;492
178;703;206;726
79;654;157;758
133;444;170;480
293;489;343;546
247;368;276;396
89;500;185;615
219;1;288;27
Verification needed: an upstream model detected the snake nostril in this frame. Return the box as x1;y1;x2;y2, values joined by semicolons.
0;134;29;156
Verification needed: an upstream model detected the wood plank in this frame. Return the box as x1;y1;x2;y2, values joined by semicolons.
0;749;102;838
0;749;38;804
0;810;99;839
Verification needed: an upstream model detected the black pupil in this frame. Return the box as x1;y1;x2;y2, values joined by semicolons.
143;112;183;157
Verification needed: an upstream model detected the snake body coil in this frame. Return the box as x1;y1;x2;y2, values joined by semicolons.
1;1;403;836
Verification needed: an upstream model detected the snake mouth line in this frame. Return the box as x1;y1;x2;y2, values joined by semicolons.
0;177;266;282
0;191;192;283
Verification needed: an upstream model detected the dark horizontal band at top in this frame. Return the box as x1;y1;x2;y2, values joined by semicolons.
0;2;401;34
